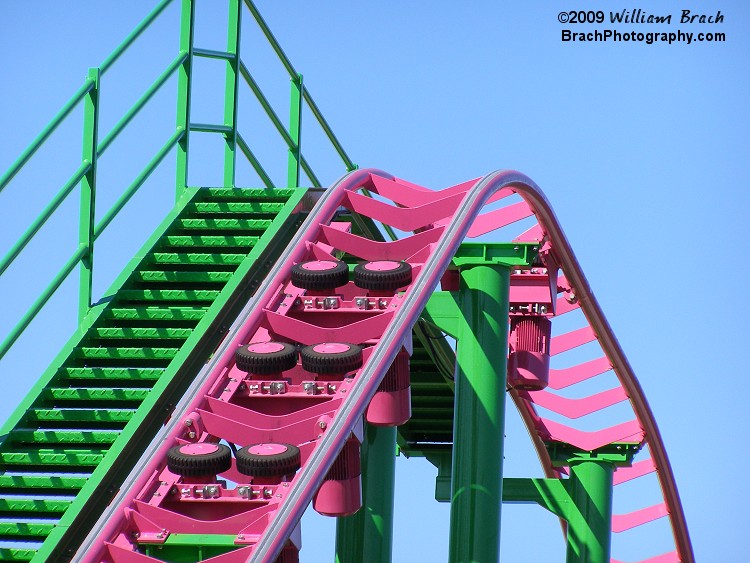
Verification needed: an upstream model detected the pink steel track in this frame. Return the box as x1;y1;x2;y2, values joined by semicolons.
76;169;692;563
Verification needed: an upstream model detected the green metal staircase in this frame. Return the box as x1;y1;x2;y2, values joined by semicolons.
0;187;306;562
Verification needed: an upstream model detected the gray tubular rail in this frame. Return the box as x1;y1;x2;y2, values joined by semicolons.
503;172;694;563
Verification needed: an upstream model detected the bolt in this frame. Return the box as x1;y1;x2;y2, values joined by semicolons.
318;421;327;429
184;419;192;427
188;431;196;439
203;485;220;498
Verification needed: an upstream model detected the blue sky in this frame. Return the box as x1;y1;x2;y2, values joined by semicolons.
0;1;748;561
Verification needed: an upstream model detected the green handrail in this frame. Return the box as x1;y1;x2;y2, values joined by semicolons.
242;0;357;174
0;0;357;363
99;0;175;74
0;80;94;194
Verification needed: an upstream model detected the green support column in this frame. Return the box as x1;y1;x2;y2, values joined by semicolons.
335;424;396;563
78;67;100;323
547;442;638;563
565;459;614;563
448;263;510;563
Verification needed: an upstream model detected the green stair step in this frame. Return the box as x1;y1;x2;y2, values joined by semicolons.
93;327;194;340
117;289;222;302
0;474;88;493
0;498;72;515
45;388;151;402
164;235;259;248
105;307;208;322
27;408;135;423
75;347;179;361
187;202;287;214
1;449;107;466
0;548;36;562
62;367;165;381
9;430;120;445
149;252;247;266
0;521;56;538
135;271;235;284
203;187;296;200
177;218;273;231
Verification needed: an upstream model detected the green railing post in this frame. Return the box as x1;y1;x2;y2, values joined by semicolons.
78;67;100;323
223;0;242;188
176;0;195;200
448;263;511;563
334;424;396;563
287;73;303;188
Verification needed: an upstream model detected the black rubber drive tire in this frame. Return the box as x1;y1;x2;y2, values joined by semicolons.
166;443;232;477
300;343;364;374
236;443;301;477
291;260;349;290
353;261;412;291
236;341;297;374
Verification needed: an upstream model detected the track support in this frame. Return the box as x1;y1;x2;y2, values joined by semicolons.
424;243;537;563
548;443;638;563
335;424;397;563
